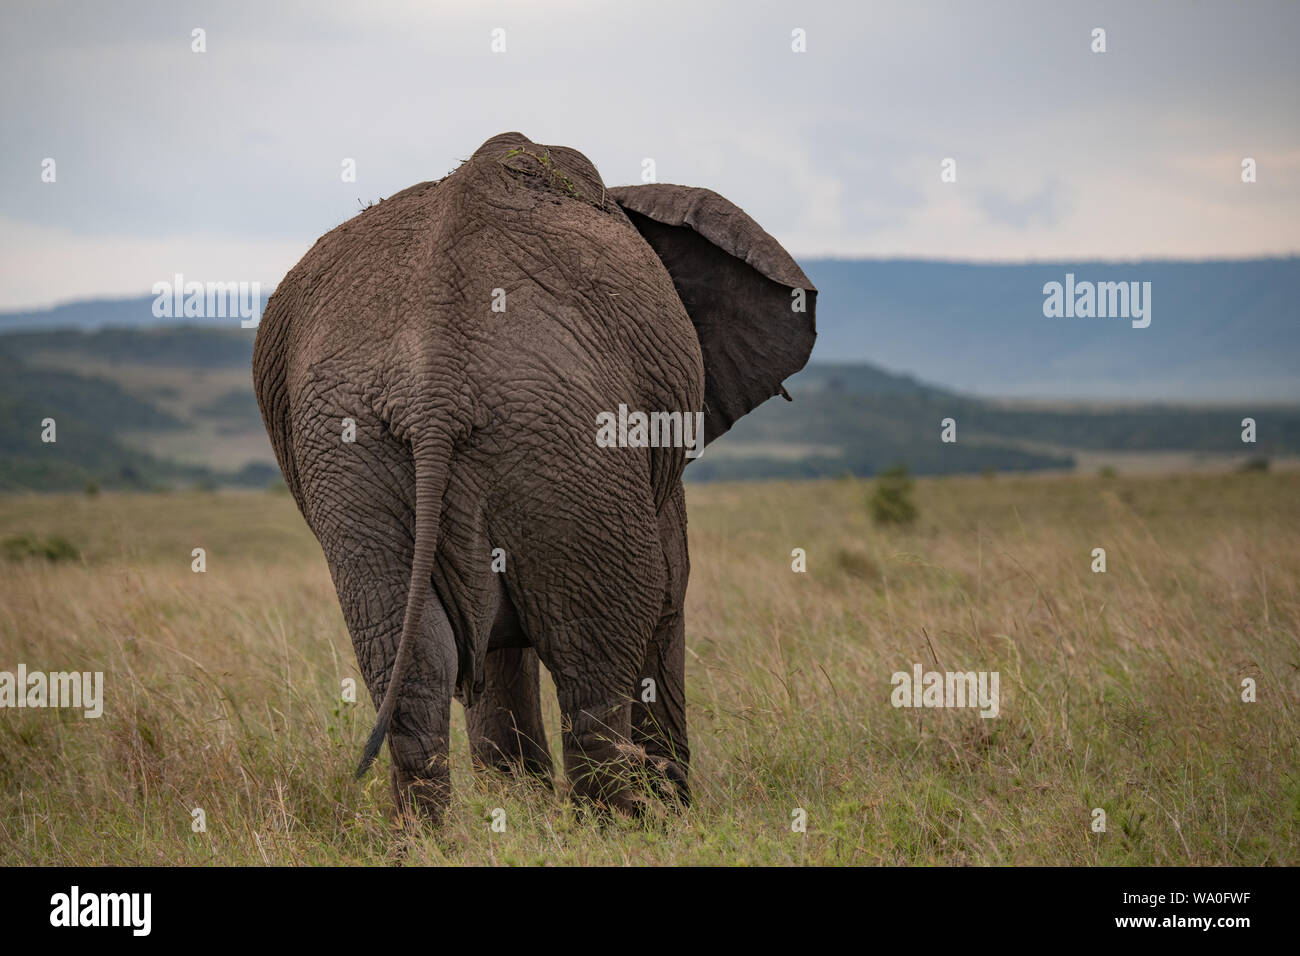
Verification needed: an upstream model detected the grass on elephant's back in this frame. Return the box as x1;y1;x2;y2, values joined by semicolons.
0;472;1297;864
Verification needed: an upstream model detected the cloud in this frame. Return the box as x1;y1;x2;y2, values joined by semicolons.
1;0;1298;307
0;218;301;311
977;180;1069;230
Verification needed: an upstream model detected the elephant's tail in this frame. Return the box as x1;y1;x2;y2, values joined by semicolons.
355;433;452;780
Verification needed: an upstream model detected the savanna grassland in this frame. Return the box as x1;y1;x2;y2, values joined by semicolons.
0;471;1297;865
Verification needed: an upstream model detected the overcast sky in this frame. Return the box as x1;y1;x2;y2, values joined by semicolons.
1;0;1297;310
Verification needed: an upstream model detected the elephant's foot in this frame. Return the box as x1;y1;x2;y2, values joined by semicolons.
566;759;640;817
470;737;554;787
561;702;636;814
388;734;451;825
561;706;688;817
616;741;690;810
628;719;691;809
566;748;688;818
390;764;450;825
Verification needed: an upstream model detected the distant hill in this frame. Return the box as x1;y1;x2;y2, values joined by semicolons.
0;296;255;333
696;362;1299;482
0;329;269;491
802;257;1300;401
0;349;209;491
0;325;256;365
1;326;1297;492
3;257;1296;402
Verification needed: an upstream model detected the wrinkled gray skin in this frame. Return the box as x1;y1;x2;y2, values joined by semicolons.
253;132;816;821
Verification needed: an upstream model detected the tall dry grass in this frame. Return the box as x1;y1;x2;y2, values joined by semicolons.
0;472;1296;864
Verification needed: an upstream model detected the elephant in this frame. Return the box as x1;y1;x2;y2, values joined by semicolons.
252;131;816;821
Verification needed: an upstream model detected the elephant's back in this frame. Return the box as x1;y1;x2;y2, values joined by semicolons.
259;177;451;352
254;137;703;489
258;137;698;396
252;174;472;506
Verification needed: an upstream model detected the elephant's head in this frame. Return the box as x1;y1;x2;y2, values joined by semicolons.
606;183;817;446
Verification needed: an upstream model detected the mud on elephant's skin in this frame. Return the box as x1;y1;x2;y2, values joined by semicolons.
252;131;816;822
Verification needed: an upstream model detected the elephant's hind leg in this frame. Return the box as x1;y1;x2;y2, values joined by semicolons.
383;591;458;823
513;491;667;815
465;646;553;784
631;483;691;806
292;397;457;823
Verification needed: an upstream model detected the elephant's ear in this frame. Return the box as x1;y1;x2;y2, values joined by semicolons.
608;184;817;446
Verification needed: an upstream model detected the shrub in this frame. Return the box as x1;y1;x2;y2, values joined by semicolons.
2;533;81;563
869;464;917;525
